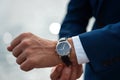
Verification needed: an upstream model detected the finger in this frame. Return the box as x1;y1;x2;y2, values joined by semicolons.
70;65;77;80
51;66;56;73
20;58;34;71
59;66;72;80
16;52;26;65
76;65;83;79
12;42;24;57
7;46;13;51
9;36;22;51
50;64;64;80
9;33;29;51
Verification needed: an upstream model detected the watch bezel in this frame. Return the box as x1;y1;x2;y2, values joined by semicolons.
56;40;71;56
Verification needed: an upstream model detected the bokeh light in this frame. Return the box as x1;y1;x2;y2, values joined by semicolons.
3;32;13;44
49;22;61;35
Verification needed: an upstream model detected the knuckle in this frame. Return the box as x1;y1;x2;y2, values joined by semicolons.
20;65;27;71
16;59;20;65
22;39;31;46
27;58;36;65
21;32;32;37
12;51;16;57
12;50;18;57
26;32;33;35
24;49;32;55
20;62;31;72
19;32;33;40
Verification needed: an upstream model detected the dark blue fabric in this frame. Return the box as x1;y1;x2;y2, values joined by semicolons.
80;23;120;80
59;0;120;80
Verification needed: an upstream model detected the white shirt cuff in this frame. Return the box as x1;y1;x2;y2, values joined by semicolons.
72;36;90;64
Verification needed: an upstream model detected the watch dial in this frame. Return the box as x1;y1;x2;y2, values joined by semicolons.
56;41;71;56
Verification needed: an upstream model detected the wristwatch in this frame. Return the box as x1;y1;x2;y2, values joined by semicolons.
56;37;72;66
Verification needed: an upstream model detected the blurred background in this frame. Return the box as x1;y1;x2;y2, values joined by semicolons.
0;0;95;80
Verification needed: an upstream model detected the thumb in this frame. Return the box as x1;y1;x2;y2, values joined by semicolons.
50;64;64;80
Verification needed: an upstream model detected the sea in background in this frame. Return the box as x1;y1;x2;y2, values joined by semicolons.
0;0;95;80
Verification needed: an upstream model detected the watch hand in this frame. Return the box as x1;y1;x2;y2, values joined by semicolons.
63;44;65;49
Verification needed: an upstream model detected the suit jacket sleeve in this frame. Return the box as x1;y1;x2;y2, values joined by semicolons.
59;0;92;38
79;22;120;72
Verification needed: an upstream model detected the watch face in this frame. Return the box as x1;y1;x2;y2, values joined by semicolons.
56;41;71;56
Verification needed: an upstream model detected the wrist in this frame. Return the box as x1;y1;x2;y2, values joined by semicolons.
53;40;63;65
67;38;78;65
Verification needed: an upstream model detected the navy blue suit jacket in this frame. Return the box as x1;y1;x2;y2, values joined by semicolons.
59;0;120;80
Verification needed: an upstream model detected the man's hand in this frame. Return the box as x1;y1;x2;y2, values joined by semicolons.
50;64;83;80
50;38;83;80
7;32;62;71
